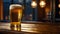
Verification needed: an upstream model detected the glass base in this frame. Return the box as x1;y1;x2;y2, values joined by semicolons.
10;22;21;31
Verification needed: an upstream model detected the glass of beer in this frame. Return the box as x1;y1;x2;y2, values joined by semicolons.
9;4;23;31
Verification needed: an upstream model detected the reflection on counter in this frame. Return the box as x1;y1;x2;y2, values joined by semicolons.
11;25;21;31
0;22;60;33
0;23;50;33
21;23;50;33
0;23;21;31
0;23;43;33
21;23;39;33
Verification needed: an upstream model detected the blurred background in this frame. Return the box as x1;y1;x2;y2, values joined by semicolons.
0;0;60;22
0;0;60;33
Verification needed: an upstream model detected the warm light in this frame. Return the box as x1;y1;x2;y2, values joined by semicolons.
39;1;46;8
31;1;37;8
58;4;60;8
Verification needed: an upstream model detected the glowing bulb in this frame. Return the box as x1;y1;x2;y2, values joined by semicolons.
31;1;37;8
39;1;46;8
58;4;60;8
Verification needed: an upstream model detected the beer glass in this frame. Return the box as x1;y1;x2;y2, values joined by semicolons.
9;4;23;31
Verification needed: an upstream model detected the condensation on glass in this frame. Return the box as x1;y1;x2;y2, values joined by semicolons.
9;4;23;31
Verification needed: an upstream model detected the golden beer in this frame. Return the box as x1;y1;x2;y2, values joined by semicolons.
9;4;23;31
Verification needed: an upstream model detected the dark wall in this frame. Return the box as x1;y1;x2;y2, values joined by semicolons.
3;0;37;21
55;0;60;18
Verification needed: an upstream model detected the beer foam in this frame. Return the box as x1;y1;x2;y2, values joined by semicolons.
9;4;22;10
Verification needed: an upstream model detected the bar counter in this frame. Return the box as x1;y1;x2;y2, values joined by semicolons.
0;21;60;34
